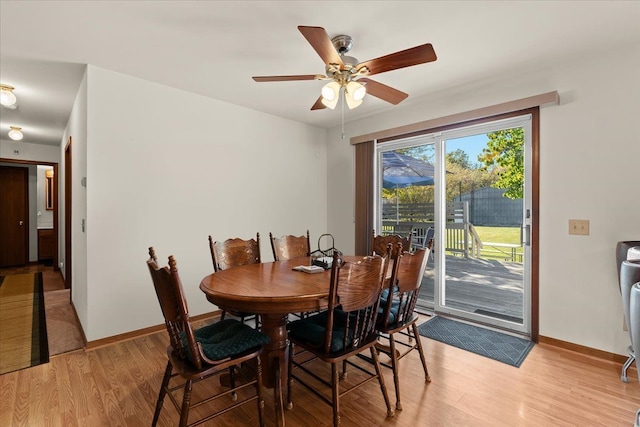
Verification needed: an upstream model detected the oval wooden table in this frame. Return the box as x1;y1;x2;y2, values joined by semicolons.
200;257;355;427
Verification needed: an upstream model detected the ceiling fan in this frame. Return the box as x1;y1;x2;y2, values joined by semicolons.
252;26;437;111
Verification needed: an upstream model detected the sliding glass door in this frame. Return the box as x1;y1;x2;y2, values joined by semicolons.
375;115;532;336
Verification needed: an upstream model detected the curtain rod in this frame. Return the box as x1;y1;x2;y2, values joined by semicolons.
350;91;559;145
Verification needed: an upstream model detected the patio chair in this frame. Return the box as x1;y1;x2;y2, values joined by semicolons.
373;243;432;410
208;233;261;328
286;252;394;426
146;248;269;427
269;230;311;262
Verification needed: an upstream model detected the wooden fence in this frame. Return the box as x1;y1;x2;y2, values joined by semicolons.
381;201;483;257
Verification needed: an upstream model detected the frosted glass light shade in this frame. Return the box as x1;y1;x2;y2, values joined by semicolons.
0;85;17;106
321;81;340;109
8;126;23;141
345;81;366;109
321;81;340;101
347;81;366;101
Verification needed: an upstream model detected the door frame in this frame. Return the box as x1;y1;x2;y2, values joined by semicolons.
0;165;28;266
0;158;59;270
372;107;539;341
64;137;72;290
432;114;533;335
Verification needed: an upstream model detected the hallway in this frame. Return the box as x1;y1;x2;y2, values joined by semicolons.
0;264;84;359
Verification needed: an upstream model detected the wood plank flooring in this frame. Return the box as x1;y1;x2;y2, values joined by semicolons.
0;314;638;426
0;264;84;359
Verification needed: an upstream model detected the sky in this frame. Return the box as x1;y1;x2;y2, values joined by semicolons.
446;134;489;167
398;133;490;168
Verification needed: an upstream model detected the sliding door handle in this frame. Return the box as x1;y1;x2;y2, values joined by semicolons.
521;225;530;246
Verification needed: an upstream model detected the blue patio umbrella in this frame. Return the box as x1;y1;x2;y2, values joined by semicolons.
382;152;436;223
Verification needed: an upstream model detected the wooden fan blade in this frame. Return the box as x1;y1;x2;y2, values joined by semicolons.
298;26;344;67
357;43;436;76
359;78;408;105
311;96;327;110
253;75;319;82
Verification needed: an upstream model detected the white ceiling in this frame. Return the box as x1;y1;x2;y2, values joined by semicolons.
1;1;639;146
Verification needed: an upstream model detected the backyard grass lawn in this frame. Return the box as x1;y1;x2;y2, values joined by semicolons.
473;226;524;260
473;226;521;245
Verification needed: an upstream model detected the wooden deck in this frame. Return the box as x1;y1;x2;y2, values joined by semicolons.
417;255;524;323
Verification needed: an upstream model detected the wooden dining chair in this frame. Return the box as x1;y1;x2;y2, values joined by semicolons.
371;229;411;259
146;247;269;427
269;230;311;262
208;233;261;327
270;230;313;320
286;252;394;426
374;242;432;411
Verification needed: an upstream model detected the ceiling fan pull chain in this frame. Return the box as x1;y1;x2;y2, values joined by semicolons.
341;89;345;140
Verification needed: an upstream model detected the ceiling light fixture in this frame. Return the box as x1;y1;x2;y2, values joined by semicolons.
345;81;366;109
8;126;23;141
320;81;340;109
320;78;367;111
0;84;17;107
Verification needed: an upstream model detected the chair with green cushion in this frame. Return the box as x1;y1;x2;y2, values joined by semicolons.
375;242;432;411
147;247;269;427
286;252;394;426
208;233;261;328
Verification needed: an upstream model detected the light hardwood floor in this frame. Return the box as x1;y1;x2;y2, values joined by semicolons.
0;264;84;358
0;315;638;426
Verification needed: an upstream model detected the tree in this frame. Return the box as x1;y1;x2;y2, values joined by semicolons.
478;128;524;199
444;151;496;202
446;149;472;169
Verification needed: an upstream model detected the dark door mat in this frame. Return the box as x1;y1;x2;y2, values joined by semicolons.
418;316;534;367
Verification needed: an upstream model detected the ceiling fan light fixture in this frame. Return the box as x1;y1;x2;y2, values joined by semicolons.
345;81;366;109
321;81;340;101
0;84;17;106
8;126;23;141
345;92;362;110
349;81;366;101
321;94;339;110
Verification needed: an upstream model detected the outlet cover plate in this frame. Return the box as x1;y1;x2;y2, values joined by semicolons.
569;219;589;236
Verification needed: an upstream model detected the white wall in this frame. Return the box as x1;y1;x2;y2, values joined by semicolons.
61;70;88;330
326;44;640;355
79;66;327;341
0;139;60;163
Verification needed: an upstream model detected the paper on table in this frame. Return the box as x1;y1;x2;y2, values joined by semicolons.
292;265;325;274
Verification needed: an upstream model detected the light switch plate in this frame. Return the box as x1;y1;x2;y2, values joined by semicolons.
569;219;589;236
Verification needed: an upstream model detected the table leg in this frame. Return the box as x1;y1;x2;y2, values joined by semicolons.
260;313;289;427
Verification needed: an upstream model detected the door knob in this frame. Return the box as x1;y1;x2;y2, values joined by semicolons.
19;220;23;226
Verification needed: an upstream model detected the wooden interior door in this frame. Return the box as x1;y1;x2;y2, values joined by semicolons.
0;166;29;267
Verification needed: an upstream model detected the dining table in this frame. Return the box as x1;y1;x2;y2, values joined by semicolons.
199;256;364;427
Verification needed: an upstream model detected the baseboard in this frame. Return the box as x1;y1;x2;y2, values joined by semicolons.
539;335;630;365
85;310;222;350
70;300;87;347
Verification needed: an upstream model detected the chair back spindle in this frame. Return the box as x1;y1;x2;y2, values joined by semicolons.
147;248;204;370
323;252;388;354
